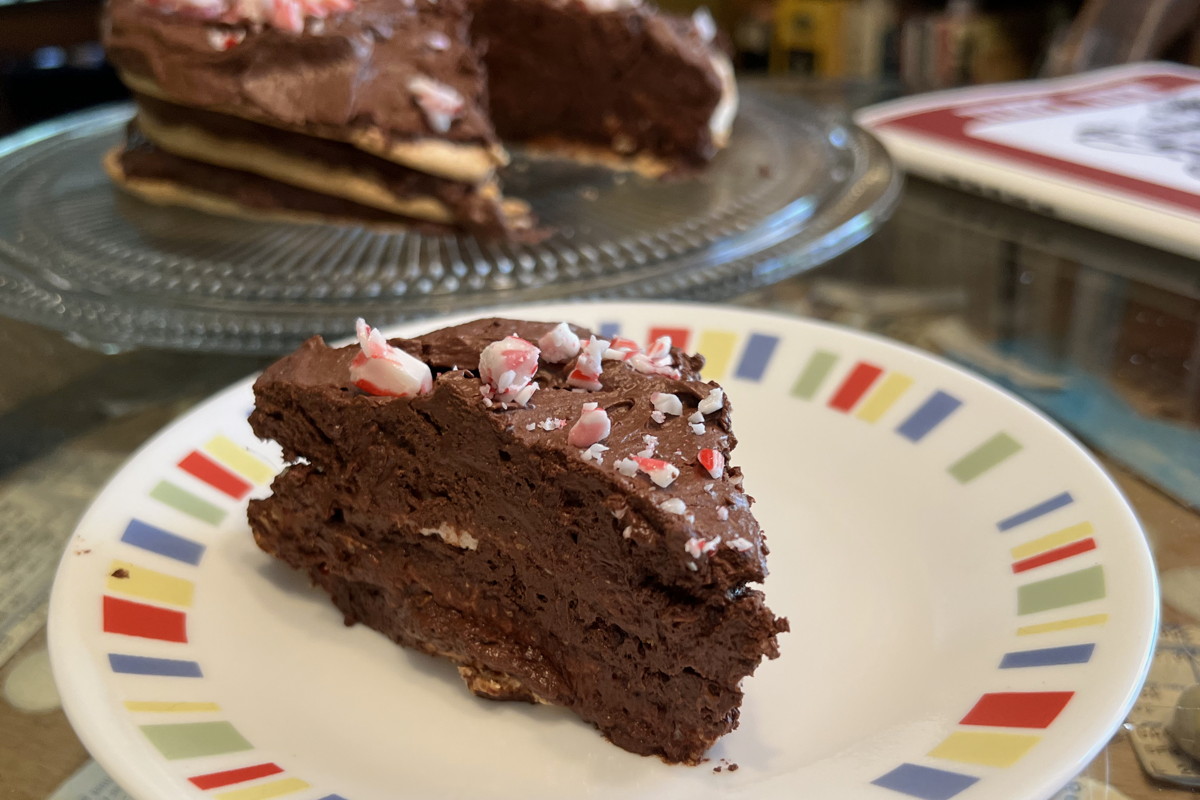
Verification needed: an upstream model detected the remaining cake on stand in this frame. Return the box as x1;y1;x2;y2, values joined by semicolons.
247;318;787;763
102;0;737;237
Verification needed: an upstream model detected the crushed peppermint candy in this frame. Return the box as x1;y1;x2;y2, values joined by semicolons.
349;318;433;397
628;345;680;379
567;336;609;391
692;6;716;42
537;417;566;431
407;74;464;133
479;335;540;406
206;26;246;50
580;443;609;463
568;402;610;448
698;387;725;415
688;411;704;424
660;497;688;515
650;392;683;416
425;31;451;50
537;322;582;364
650;410;666;424
622;526;633;539
603;336;641;361
633;457;679;488
637;435;658;458
698;448;724;480
149;0;354;34
525;423;536;431
716;506;730;521
613;457;640;477
690;423;706;435
726;536;753;552
684;536;721;558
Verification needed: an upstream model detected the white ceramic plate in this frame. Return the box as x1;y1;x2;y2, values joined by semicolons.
49;302;1158;800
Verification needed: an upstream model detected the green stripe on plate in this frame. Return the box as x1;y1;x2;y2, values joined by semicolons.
948;433;1022;483
150;481;226;525
140;721;253;760
792;351;838;399
1018;565;1106;615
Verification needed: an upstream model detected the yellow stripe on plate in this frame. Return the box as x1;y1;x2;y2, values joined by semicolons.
1010;521;1094;560
929;731;1041;767
695;330;738;381
855;373;914;423
203;435;276;484
106;560;195;607
215;778;310;800
124;701;221;713
1017;613;1109;635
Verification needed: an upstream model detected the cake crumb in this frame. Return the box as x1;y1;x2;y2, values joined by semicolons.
110;568;130;579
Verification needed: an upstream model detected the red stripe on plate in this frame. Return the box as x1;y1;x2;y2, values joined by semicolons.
102;596;188;643
828;363;884;412
1012;539;1098;574
648;327;690;352
178;451;253;500
960;691;1073;729
189;763;284;790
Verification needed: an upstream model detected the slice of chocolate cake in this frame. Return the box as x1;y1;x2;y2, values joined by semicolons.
247;318;786;764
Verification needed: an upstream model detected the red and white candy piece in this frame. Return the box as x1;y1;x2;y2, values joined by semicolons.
698;448;724;480
206;26;246;50
698;387;725;415
349;319;433;397
637;434;658;459
537;322;581;364
633;456;679;488
150;0;354;33
407;75;464;133
568;402;610;448
614;458;639;477
628;335;680;379
659;497;688;516
479;335;540;406
650;392;683;416
567;336;609;391
684;535;720;558
603;336;641;361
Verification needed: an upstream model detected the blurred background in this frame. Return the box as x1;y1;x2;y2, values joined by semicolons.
6;0;1200;133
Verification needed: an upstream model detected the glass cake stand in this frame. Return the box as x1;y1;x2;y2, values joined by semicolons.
0;87;901;354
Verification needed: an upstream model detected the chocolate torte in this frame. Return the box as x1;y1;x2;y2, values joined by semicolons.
103;0;736;237
247;318;786;763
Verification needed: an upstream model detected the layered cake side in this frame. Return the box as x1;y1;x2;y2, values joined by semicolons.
247;318;787;764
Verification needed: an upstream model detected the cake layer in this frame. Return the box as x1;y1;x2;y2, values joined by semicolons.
132;94;526;231
248;318;788;763
108;127;482;233
473;0;735;165
104;0;507;183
